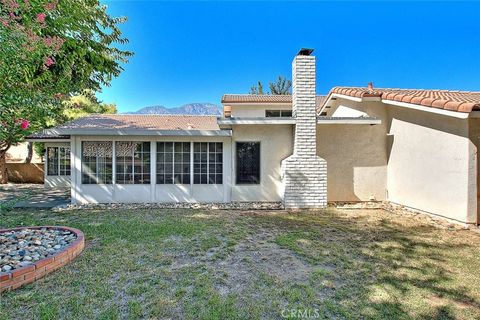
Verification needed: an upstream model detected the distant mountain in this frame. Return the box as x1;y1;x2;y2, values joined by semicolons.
132;103;222;115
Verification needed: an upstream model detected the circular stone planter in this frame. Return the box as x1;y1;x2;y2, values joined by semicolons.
0;226;84;292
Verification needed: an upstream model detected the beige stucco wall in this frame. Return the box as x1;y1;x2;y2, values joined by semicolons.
317;100;388;201
230;104;292;117
321;98;478;224
231;124;293;201
386;105;476;223
6;142;42;163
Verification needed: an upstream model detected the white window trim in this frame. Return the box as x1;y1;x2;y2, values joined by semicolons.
46;146;70;176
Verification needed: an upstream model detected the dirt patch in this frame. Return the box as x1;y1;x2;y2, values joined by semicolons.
428;295;479;310
213;226;314;297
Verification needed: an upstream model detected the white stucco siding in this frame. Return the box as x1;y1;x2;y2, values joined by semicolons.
230;104;292;117
387;106;476;223
44;142;71;189
71;135;232;204
231;124;293;201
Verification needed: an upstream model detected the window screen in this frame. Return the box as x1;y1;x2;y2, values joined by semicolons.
116;142;150;184
59;147;71;176
81;141;113;184
157;142;190;184
193;142;223;184
236;142;260;184
47;147;70;176
47;147;59;175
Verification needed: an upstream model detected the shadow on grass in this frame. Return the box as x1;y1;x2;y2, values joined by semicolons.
266;209;480;319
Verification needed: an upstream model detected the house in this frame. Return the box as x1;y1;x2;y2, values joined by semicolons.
27;48;480;225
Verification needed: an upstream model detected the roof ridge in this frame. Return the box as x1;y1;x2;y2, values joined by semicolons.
223;93;291;97
333;86;480;94
223;93;326;96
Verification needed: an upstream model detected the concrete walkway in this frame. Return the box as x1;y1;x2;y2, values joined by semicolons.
0;184;70;209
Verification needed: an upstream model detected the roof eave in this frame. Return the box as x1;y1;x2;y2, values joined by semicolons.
50;129;232;137
320;91;471;119
221;101;292;106
25;137;71;143
217;117;296;125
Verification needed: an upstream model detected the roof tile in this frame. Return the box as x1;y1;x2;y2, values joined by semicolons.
55;114;221;131
326;87;480;113
221;94;326;107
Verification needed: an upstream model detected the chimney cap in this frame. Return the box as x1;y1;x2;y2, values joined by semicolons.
297;48;314;56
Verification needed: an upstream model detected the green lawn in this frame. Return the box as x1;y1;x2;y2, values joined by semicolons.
1;208;480;319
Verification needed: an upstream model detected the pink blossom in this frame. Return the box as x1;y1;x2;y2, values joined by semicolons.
20;119;29;130
3;0;19;10
36;13;46;23
44;56;54;67
43;36;64;51
43;36;53;46
44;1;56;11
26;29;40;44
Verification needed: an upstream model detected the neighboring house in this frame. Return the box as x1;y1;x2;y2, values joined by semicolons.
6;142;42;163
28;48;480;225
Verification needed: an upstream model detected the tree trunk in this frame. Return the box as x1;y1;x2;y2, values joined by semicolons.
0;151;7;184
25;142;33;163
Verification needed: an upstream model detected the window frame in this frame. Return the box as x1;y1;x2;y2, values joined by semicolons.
115;141;151;185
81;141;113;185
235;141;261;185
193;142;223;185
46;146;70;176
265;110;293;117
156;142;191;185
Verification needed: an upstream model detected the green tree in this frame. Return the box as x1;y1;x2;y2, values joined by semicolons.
61;90;117;121
0;0;132;183
269;76;291;95
249;77;291;95
249;81;264;95
30;91;117;162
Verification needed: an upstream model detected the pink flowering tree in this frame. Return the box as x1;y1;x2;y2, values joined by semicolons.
0;0;132;183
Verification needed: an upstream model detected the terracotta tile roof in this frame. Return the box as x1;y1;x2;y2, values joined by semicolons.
55;114;221;131
326;87;480;113
222;94;326;107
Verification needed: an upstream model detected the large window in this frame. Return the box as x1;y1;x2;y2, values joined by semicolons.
46;147;70;176
236;142;260;184
81;141;113;184
193;142;223;184
116;142;150;184
156;142;190;184
265;110;292;117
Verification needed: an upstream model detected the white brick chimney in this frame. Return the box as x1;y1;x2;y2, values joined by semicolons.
282;48;327;208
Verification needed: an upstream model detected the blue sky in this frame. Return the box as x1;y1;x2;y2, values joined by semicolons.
99;1;480;113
